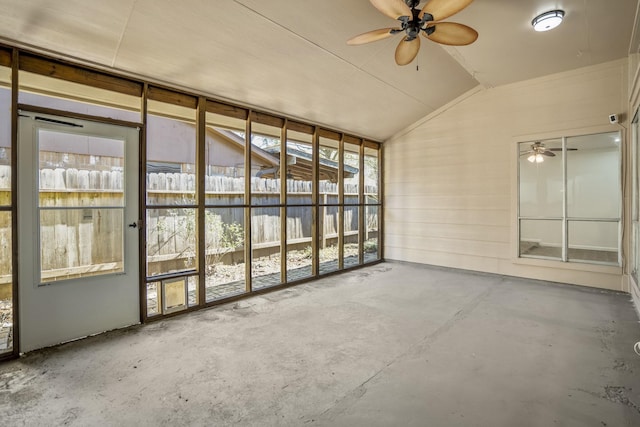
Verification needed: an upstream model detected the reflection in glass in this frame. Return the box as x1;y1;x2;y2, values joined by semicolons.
40;208;124;282
566;132;621;219
146;208;197;277
146;100;197;205
205;208;246;302
518;139;563;218
286;206;313;282
365;205;380;262
0;87;10;207
146;282;160;317
568;221;619;264
319;205;340;274
519;219;562;260
251;207;281;290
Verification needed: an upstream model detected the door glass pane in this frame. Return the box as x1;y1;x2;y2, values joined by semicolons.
40;208;124;282
251;207;281;290
519;219;562;260
365;205;380;262
344;142;360;205
286;130;313;206
286;206;313;282
147;100;196;206
519;139;563;218
344;206;360;268
251;122;281;206
566;132;621;219
364;147;379;205
568;221;619;264
146;208;197;277
37;128;127;282
0;211;12;354
38;130;124;207
205;208;246;301
205;112;246;206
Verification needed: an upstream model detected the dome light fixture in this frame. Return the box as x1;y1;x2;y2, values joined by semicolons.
532;10;565;32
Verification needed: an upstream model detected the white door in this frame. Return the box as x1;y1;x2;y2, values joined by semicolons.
18;112;140;352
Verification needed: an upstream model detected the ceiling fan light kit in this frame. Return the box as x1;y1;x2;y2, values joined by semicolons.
532;10;565;32
347;0;478;66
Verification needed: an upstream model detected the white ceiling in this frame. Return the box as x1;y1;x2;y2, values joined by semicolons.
0;0;637;141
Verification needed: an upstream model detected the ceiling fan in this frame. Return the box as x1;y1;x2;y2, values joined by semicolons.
520;142;577;163
347;0;478;66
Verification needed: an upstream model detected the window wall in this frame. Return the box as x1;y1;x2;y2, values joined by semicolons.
141;95;382;319
518;132;621;265
0;46;382;337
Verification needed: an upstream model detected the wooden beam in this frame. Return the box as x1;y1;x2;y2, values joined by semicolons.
0;48;11;67
206;100;249;120
250;111;285;128
343;135;361;145
318;128;341;141
364;140;380;149
19;53;142;97
287;121;314;134
147;86;197;108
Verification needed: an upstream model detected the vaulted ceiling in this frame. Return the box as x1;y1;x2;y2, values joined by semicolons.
0;0;637;141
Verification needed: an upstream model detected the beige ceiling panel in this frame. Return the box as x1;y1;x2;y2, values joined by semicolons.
447;0;637;87
115;0;429;140
0;0;134;64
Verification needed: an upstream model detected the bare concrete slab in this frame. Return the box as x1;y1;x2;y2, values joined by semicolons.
1;262;640;426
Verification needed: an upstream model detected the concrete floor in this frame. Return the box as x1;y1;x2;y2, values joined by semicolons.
1;262;640;426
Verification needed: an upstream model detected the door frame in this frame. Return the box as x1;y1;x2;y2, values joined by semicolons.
16;104;143;353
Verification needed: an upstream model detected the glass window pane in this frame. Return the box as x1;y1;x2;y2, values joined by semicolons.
365;205;380;262
38;129;124;207
146;100;196;206
146;281;160;317
344;142;360;205
319;205;339;274
146;208;197;277
567;132;621;219
40;208;124;282
205;208;246;302
0;211;12;354
364;147;379;205
519;139;563;218
286;206;313;282
0;72;10;207
205;112;246;206
519;219;562;260
319;137;339;205
251;207;281;290
286;130;313;206
344;206;360;268
568;221;619;264
19;71;141;122
251;123;281;206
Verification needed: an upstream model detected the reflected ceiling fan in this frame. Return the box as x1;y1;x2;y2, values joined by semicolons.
347;0;478;66
520;142;576;163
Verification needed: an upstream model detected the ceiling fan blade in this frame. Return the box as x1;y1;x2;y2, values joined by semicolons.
542;150;556;157
347;28;399;45
549;148;578;151
370;0;412;20
424;22;478;46
395;37;420;66
420;0;474;22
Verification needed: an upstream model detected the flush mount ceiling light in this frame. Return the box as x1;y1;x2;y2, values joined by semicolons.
532;10;565;32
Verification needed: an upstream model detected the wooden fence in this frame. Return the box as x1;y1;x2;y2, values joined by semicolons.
0;166;378;280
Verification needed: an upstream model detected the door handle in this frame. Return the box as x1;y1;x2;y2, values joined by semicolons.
128;220;141;229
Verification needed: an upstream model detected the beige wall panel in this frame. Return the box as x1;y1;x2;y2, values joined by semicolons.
385;59;628;290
